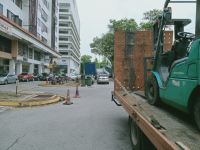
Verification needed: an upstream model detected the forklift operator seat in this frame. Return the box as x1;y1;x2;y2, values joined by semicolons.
168;39;189;71
172;38;190;59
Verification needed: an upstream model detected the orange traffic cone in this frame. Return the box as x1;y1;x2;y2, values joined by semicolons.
73;84;80;98
63;89;73;105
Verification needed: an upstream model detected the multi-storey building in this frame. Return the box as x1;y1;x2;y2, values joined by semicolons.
57;0;80;75
0;0;60;75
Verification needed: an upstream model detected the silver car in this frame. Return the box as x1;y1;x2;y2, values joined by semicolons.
97;74;109;84
0;73;17;84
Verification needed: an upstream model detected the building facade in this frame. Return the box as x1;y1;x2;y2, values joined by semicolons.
0;0;60;75
57;0;80;75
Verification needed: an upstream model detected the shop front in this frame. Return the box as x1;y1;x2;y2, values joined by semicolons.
0;58;9;74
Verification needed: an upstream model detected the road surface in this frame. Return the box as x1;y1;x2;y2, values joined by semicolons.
0;81;132;150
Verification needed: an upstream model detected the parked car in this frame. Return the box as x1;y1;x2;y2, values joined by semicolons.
18;73;34;81
0;73;17;84
97;73;109;84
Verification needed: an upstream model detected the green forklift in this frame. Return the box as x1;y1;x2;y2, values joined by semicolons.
146;0;200;130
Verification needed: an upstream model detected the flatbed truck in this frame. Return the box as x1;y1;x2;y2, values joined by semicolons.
112;0;200;149
112;81;200;150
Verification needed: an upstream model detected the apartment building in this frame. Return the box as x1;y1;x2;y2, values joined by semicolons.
0;0;60;75
57;0;80;75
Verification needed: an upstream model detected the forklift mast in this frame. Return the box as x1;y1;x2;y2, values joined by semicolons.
153;0;199;71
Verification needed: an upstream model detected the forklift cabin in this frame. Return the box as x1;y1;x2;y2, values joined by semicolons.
153;18;195;85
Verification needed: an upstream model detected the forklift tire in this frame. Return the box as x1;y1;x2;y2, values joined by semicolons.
194;100;200;130
146;76;160;105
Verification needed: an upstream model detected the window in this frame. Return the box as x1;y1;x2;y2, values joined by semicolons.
0;35;11;53
38;4;42;12
23;47;28;58
41;9;48;22
14;16;22;26
41;22;48;33
18;42;23;56
59;44;68;49
34;51;41;61
0;3;3;15
59;37;68;41
29;48;33;59
60;52;68;55
59;3;69;7
15;0;22;9
37;18;41;27
7;10;14;20
59;15;69;20
42;0;49;9
59;30;69;34
7;10;22;26
59;9;69;12
62;60;66;62
41;36;47;44
59;22;69;27
37;33;41;39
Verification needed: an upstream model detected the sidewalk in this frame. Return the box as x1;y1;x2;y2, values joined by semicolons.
0;92;61;107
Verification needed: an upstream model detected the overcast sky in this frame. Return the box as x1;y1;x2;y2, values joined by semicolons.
76;0;196;59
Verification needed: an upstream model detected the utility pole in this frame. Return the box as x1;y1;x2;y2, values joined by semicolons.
196;0;200;38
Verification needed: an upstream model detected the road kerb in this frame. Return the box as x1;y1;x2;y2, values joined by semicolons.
0;95;61;107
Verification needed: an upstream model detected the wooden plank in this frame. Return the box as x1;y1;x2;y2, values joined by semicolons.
114;91;179;150
113;79;179;150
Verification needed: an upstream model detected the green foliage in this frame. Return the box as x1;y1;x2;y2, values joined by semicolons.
93;58;101;69
100;57;108;68
140;9;162;30
81;55;92;64
90;18;138;66
108;19;138;32
143;9;162;23
90;32;114;61
139;22;154;30
90;11;162;64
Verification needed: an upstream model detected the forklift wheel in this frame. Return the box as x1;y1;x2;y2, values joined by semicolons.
194;100;200;130
146;76;160;105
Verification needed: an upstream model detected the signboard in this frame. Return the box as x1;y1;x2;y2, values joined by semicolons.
0;19;12;35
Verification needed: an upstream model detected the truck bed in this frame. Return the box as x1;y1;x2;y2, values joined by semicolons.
113;90;200;150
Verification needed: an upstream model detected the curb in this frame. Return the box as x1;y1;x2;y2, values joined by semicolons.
38;84;78;87
0;95;61;107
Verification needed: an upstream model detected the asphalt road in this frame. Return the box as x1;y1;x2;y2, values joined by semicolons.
0;81;132;150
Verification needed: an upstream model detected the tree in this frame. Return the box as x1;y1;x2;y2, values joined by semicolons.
90;32;114;62
90;19;138;66
108;18;138;32
81;55;92;64
94;58;101;69
140;9;162;30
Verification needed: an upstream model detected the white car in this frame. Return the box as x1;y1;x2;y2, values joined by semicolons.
0;73;17;84
97;74;109;84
